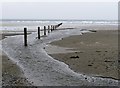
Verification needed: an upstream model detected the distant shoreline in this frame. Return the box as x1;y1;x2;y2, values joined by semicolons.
1;19;118;21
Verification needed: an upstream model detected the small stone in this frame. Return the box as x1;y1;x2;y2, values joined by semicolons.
70;56;79;58
96;50;101;52
88;64;92;66
75;52;77;54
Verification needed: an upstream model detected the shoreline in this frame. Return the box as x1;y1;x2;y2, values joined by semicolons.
48;30;119;80
1;25;118;86
0;33;33;86
2;51;32;86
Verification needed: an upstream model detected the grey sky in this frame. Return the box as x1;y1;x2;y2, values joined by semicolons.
2;2;118;20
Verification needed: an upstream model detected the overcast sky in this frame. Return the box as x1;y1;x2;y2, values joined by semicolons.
1;2;118;20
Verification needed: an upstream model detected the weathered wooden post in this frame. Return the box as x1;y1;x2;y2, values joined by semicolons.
54;25;56;29
48;25;50;33
53;26;55;30
52;26;54;31
52;25;54;31
24;28;27;46
44;26;46;35
51;25;53;31
38;27;40;39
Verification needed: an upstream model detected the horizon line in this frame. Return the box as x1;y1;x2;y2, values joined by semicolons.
0;19;118;21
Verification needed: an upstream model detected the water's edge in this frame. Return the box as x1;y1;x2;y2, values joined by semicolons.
1;29;118;86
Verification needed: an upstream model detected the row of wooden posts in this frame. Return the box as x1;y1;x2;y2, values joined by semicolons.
24;25;57;46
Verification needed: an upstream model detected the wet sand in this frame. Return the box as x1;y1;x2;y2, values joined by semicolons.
2;51;32;86
0;32;32;40
0;33;32;86
1;27;119;86
49;30;119;80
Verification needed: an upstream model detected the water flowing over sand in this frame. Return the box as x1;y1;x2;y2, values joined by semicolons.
0;28;118;86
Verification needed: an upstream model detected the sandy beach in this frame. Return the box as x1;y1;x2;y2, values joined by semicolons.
2;51;32;86
49;30;119;80
1;1;119;86
1;24;119;86
0;33;33;86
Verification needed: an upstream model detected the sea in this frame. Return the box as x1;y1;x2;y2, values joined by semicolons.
0;19;118;31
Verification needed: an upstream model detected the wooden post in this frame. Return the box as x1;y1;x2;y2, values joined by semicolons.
51;25;53;31
44;26;46;35
48;25;50;33
55;25;56;29
53;26;55;30
52;26;54;30
24;28;27;46
38;27;40;39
